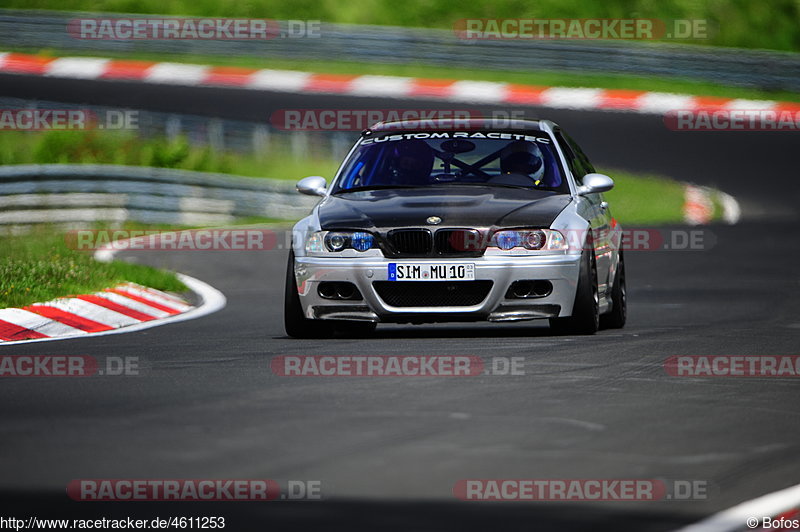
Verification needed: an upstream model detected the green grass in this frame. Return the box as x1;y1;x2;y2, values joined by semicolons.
14;46;800;103
0;129;339;179
6;0;800;52
0;226;187;308
602;168;686;225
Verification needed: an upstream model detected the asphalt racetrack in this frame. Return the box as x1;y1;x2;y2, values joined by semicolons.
0;74;799;531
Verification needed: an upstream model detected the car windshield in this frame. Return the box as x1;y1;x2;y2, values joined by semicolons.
333;132;569;194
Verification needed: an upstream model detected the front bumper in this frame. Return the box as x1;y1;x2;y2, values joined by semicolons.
293;253;582;323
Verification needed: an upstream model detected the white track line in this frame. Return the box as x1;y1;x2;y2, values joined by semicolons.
675;482;800;532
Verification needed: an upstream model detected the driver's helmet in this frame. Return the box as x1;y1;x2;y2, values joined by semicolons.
390;140;435;185
500;141;545;184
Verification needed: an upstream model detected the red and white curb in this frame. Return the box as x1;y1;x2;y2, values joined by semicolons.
0;240;226;345
1;51;798;115
0;276;225;345
683;185;741;225
0;282;191;343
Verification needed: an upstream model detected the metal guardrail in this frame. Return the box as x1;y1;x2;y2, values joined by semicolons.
0;164;318;226
1;9;800;91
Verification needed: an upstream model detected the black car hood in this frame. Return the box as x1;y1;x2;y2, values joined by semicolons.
318;187;572;230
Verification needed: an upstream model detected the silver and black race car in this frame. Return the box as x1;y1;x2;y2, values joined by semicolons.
284;118;626;337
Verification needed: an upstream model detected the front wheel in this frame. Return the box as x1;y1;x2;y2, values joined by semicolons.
549;247;599;335
284;250;334;339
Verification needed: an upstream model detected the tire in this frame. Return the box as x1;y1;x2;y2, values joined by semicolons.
600;249;627;329
284;250;334;339
549;247;599;335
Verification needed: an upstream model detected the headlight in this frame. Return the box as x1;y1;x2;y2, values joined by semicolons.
489;229;568;252
350;232;375;251
326;232;348;251
305;231;376;253
305;232;325;253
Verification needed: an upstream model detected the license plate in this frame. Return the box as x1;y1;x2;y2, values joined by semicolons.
388;263;475;281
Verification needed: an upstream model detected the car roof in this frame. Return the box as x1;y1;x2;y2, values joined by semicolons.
364;117;550;135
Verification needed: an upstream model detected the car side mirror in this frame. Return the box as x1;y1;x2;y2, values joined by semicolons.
577;173;614;195
296;176;328;197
